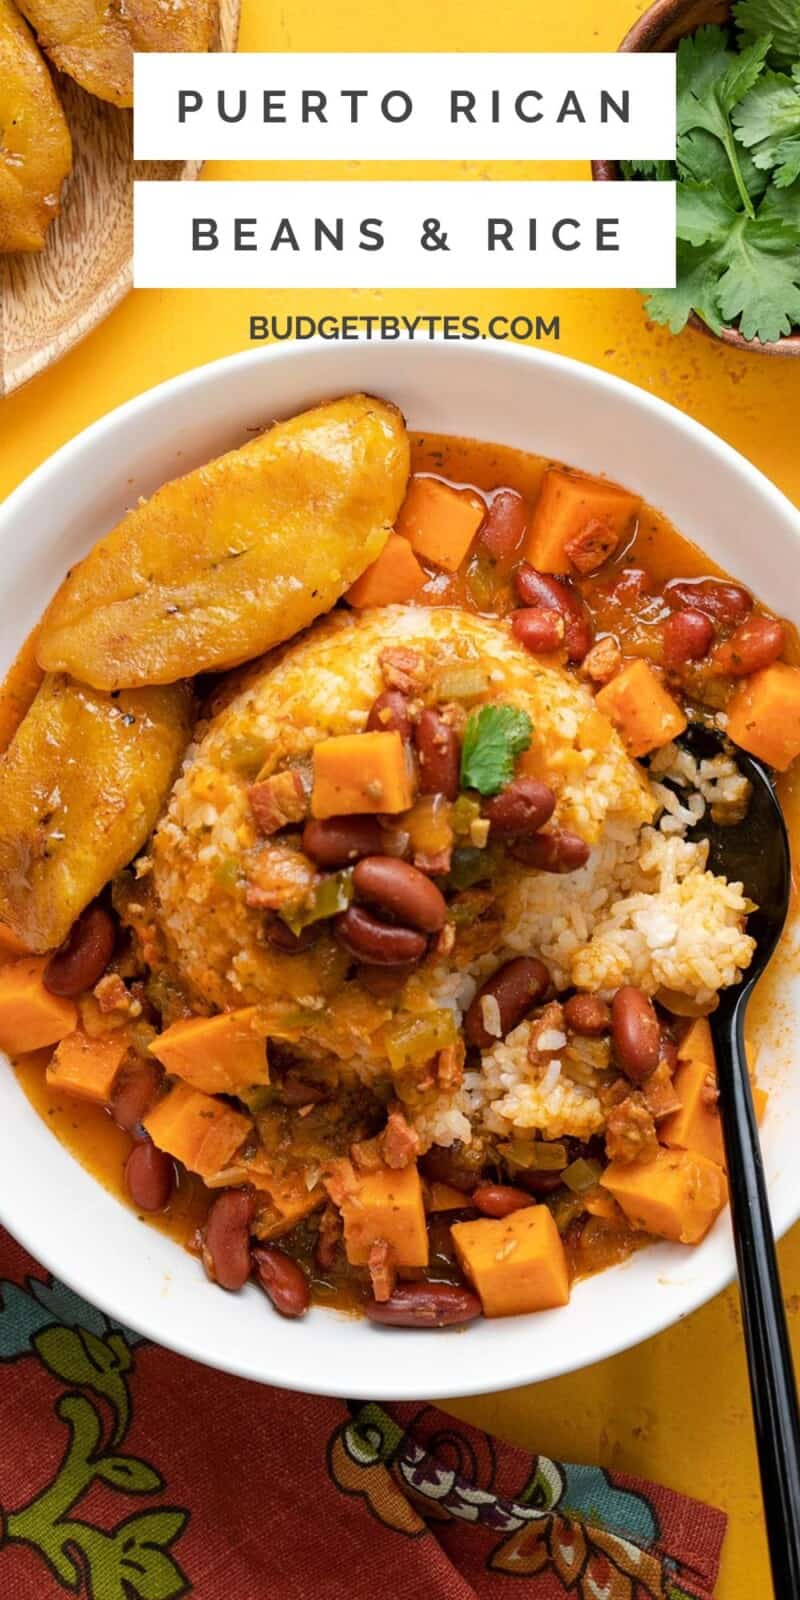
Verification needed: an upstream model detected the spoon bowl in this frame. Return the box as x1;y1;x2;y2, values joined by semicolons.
679;724;792;1004
676;723;799;1597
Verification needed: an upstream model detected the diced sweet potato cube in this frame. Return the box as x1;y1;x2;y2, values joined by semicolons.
332;1160;428;1268
595;659;687;758
347;533;426;608
396;476;485;573
524;468;640;575
0;957;77;1055
47;1029;130;1105
727;663;800;771
660;1058;725;1168
601;1146;727;1244
143;1082;252;1179
311;730;415;818
149;1008;269;1096
451;1206;569;1318
204;1153;325;1237
678;1016;715;1068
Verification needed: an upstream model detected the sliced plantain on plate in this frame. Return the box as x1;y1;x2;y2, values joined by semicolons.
0;0;72;253
14;0;218;109
37;394;411;691
0;674;192;952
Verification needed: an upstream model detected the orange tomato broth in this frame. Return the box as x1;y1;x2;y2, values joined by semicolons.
4;430;799;1301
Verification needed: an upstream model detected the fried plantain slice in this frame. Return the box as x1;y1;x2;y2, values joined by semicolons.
37;393;411;691
15;0;218;109
0;0;72;253
0;673;192;951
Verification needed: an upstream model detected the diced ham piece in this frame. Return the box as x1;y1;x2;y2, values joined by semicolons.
581;636;623;686
564;518;619;574
368;1239;397;1303
248;769;308;835
604;1094;659;1164
315;1204;342;1270
379;646;424;694
379;1108;420;1170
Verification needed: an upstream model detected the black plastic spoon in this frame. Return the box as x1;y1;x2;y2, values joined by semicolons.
679;725;800;1595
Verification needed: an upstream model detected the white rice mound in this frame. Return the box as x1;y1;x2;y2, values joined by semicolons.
474;1021;606;1143
149;604;654;1012
145;609;756;1153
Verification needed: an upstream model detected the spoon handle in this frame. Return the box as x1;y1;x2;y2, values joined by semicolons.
714;1000;800;1595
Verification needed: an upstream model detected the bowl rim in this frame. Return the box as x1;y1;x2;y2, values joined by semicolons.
589;0;800;356
2;336;800;1399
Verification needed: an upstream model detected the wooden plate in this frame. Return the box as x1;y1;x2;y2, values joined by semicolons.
0;1;241;396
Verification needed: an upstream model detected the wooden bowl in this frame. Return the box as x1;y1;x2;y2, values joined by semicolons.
591;0;800;356
0;1;242;396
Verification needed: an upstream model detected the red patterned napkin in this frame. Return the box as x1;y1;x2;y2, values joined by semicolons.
0;1227;725;1598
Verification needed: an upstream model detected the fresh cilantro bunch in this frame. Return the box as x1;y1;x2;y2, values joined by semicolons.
624;1;800;344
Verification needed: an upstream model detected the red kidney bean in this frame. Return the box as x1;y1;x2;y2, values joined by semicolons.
419;1144;483;1193
711;616;785;677
202;1190;256;1291
252;1246;310;1317
662;608;715;668
611;986;660;1081
124;1141;174;1213
563;993;611;1036
511;607;566;654
483;777;556;837
335;905;427;966
303;814;385;868
479;488;529;560
367;689;412;740
264;917;319;953
513;565;593;663
415;709;460;800
353;856;446;933
43;903;116;998
365;1282;482;1327
472;1183;534;1218
110;1058;163;1136
664;578;752;627
465;956;551;1049
516;1169;565;1196
511;830;590;874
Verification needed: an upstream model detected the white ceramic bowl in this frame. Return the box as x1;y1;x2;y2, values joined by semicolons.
2;340;799;1400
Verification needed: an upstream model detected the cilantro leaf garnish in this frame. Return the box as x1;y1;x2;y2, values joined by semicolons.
459;705;532;796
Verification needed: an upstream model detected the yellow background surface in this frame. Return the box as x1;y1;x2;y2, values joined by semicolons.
2;1;800;1593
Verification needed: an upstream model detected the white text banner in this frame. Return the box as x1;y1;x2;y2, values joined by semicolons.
133;52;675;162
133;180;676;290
